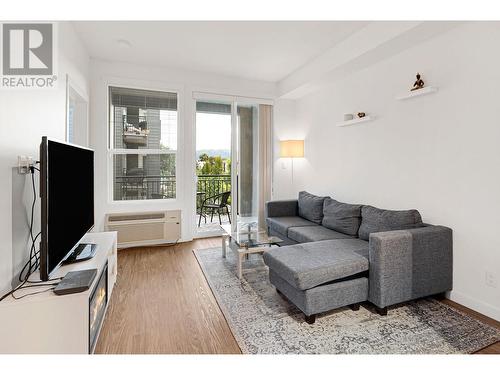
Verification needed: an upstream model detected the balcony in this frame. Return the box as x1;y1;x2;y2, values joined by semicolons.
122;115;149;146
114;174;232;231
196;174;231;233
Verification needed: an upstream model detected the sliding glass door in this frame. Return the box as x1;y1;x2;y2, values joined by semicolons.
194;95;272;237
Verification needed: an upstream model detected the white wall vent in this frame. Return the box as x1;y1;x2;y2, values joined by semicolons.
105;210;181;248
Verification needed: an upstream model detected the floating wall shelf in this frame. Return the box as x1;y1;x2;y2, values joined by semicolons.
336;115;374;127
396;86;438;100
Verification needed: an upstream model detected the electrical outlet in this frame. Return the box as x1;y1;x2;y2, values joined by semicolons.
17;155;34;174
485;271;497;288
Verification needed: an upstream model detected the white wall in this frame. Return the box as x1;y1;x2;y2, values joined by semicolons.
89;59;276;241
273;98;299;198
0;22;90;294
273;22;500;320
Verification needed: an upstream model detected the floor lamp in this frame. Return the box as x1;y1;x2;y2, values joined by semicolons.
280;140;304;184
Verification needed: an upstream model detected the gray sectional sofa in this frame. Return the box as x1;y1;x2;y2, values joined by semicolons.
263;191;453;324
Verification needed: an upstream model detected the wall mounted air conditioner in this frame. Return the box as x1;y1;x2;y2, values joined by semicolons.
104;210;181;248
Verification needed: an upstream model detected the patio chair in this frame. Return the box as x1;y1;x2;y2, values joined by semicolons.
198;191;231;227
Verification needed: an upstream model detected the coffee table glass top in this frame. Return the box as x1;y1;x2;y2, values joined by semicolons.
221;223;283;248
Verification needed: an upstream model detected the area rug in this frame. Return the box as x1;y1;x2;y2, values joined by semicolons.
193;247;500;354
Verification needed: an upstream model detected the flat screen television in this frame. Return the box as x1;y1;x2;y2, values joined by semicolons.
39;137;95;281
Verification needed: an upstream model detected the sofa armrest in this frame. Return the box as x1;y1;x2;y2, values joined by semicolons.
368;225;453;308
265;200;298;218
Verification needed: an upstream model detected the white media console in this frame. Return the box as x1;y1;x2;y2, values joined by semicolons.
0;231;117;354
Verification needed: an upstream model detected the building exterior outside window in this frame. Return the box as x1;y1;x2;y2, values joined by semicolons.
108;86;177;201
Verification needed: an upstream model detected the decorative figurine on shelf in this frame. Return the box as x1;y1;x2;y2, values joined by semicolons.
357;112;366;118
411;73;425;91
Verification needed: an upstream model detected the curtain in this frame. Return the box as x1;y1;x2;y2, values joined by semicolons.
258;104;273;229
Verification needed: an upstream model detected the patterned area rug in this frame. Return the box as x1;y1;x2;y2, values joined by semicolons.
194;247;500;354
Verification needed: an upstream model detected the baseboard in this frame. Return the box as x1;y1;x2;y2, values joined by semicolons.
449;290;500;322
117;237;185;249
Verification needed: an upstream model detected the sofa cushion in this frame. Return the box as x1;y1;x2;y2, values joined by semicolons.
288;225;353;243
358;205;423;241
322;198;362;236
265;199;298;218
351;246;369;260
263;239;369;290
298;191;327;224
266;216;317;237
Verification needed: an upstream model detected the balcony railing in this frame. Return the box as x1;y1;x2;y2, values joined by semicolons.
114;174;231;202
196;174;231;199
115;175;176;200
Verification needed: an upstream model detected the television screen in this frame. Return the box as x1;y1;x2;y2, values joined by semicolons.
40;137;94;280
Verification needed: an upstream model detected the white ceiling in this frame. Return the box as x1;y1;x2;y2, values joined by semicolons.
72;21;368;82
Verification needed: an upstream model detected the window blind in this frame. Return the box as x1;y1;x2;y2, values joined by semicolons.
110;86;177;110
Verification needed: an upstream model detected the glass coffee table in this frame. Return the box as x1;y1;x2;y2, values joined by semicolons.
220;223;283;279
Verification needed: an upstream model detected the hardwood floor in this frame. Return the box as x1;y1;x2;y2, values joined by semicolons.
95;237;499;354
94;238;241;354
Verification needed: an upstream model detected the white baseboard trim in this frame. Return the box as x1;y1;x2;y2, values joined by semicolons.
449;290;500;322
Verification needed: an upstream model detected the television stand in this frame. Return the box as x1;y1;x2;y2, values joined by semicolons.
0;232;117;354
64;243;98;264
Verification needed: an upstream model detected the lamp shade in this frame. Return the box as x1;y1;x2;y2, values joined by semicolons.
280;140;304;158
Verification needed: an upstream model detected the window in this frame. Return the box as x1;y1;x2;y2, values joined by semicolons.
66;81;89;146
109;86;178;201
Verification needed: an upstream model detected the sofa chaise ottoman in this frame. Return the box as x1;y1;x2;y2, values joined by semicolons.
263;191;453;323
263;239;369;324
